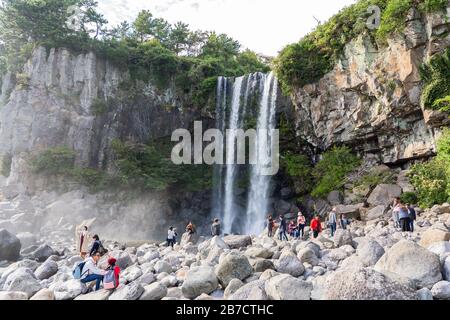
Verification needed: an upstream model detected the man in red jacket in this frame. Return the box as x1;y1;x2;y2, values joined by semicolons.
310;215;322;239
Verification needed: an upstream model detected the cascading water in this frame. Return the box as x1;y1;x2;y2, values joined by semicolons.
212;72;278;235
222;77;244;234
245;72;278;235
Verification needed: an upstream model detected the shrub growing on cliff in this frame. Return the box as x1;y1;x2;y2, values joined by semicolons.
419;0;449;13
376;0;412;41
31;147;75;175
409;128;450;208
281;153;314;194
311;146;360;198
420;48;450;113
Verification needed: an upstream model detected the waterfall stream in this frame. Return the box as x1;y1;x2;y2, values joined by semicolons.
212;72;278;235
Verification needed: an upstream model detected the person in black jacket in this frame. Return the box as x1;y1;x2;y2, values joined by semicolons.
407;204;417;232
278;215;288;241
89;235;101;257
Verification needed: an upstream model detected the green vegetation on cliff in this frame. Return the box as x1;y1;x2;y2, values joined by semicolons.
409;128;450;208
420;48;450;113
274;0;449;94
0;0;269;107
31;141;212;193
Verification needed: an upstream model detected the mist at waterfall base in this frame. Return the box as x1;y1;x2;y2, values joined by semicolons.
211;72;279;236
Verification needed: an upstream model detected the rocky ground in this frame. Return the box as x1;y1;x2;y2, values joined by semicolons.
0;185;449;300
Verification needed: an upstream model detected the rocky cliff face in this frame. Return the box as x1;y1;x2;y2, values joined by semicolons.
0;46;200;186
291;7;450;165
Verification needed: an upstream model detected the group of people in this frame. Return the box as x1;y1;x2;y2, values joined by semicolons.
392;197;416;234
75;226;120;292
165;218;222;248
267;208;351;241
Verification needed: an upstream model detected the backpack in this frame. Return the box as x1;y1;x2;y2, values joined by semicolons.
72;261;87;279
103;267;119;290
98;243;108;256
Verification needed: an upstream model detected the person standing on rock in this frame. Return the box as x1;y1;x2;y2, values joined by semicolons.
398;202;411;235
339;213;348;230
80;251;105;291
328;208;338;237
211;218;221;236
76;225;90;259
167;227;177;248
297;212;306;239
288;220;296;238
407;203;416;232
278;215;288;241
267;215;275;237
186;222;196;235
310;215;322;239
391;198;401;229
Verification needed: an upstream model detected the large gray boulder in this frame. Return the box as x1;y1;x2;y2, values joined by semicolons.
223;235;252;249
154;260;172;274
297;248;319;266
109;282;144;300
228;280;268;300
419;228;450;247
444;256;450;281
364;206;387;221
367;184;402;206
431;281;450;300
251;259;275;273
29;244;57;262
0;229;21;261
74;289;112;300
274;252;304;277
327;191;344;205
374;240;442;288
120;265;142;283
0;291;28;300
245;247;273;259
30;288;56;300
427;241;450;256
265;274;312;300
34;260;58;280
2;267;42;298
356;240;385;266
50;279;87;300
215;253;253;287
333;230;353;248
324;267;418;300
139;282;168;300
181;266;218;299
223;279;244;299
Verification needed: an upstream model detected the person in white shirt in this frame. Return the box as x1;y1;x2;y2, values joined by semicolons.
80;251;105;291
167;227;177;248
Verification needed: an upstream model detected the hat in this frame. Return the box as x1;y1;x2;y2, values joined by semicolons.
108;257;117;265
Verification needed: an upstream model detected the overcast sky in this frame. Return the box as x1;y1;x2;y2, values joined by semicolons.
98;0;357;56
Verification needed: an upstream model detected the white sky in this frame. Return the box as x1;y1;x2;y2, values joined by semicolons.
98;0;357;56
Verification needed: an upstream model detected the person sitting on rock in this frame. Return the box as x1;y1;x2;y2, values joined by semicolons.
80;251;105;291
310;215;322;239
89;234;102;257
211;218;221;236
103;257;121;290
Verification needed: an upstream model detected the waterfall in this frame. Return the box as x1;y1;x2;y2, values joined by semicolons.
245;72;278;235
212;72;278;235
222;76;244;234
211;77;227;219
